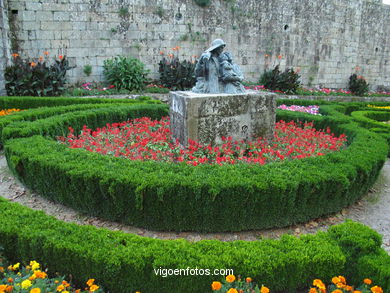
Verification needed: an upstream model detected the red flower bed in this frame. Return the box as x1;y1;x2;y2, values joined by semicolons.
59;117;347;166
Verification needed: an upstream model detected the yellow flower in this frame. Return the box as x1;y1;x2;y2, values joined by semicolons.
21;279;32;289
30;288;41;293
211;281;222;290
260;285;270;293
89;285;99;292
226;275;236;283
364;279;372;285
12;263;20;270
30;261;40;271
86;279;95;287
0;285;7;291
56;284;65;292
370;286;383;293
227;289;238;293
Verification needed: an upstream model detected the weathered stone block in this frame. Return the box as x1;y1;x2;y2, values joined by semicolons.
169;91;276;146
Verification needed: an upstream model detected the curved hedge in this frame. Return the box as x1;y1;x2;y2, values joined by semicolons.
1;198;389;293
3;103;388;232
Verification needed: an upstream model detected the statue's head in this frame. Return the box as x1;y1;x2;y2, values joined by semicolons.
206;39;226;54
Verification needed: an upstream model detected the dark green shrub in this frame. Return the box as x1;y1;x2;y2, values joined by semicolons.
103;56;149;91
194;0;211;7
5;55;75;96
260;65;301;94
349;74;369;96
158;56;196;90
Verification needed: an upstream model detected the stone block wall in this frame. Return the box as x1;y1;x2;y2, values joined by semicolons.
2;0;390;90
0;0;11;96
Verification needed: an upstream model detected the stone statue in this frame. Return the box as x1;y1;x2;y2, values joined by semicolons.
192;39;246;94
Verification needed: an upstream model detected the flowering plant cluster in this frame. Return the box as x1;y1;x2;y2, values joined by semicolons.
211;274;269;293
367;105;390;110
81;83;115;92
310;276;383;293
277;104;321;115
0;260;103;293
5;52;74;96
0;109;22;117
59;117;347;166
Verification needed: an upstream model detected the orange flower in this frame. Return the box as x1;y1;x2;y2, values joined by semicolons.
44;51;49;55
364;279;372;285
0;285;7;291
11;53;19;58
277;54;283;59
89;285;99;292
309;288;318;293
211;281;222;290
33;270;47;279
56;284;65;291
332;277;341;284
7;278;13;283
30;288;41;293
30;62;37;67
338;276;346;284
227;289;238;293
353;291;362;293
260;286;270;293
246;277;252;283
332;290;343;293
75;290;81;293
313;279;326;290
5;286;13;292
226;275;236;283
345;286;353;291
86;279;95;287
370;286;383;293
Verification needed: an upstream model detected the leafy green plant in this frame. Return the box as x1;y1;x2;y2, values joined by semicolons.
158;56;196;90
103;56;149;91
349;74;369;96
118;7;129;17
5;55;75;97
260;65;301;94
83;64;92;76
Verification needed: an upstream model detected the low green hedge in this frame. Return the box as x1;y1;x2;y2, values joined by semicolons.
0;95;160;109
2;198;389;293
2;104;169;142
4;104;388;232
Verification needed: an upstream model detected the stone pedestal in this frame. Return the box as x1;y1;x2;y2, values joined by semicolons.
169;91;276;146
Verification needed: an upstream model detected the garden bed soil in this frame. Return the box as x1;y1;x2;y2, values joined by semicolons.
0;152;389;253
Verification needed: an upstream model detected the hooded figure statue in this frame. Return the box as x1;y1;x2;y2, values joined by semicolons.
192;39;245;94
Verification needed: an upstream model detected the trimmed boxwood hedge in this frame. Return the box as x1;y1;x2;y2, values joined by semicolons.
0;95;160;109
3;103;388;232
1;198;389;293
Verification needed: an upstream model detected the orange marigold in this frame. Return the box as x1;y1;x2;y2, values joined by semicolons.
364;279;372;285
246;277;252;283
227;289;238;293
56;284;65;292
260;285;270;293
89;285;99;292
353;291;362;293
370;286;383;293
5;286;13;292
7;278;13;283
211;281;222;291
30;288;41;293
226;275;236;283
338;276;346;284
332;290;343;293
345;286;353;291
313;279;326;290
309;288;318;293
86;279;95;287
332;277;341;284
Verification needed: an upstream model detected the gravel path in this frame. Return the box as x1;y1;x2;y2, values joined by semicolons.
0;153;389;253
